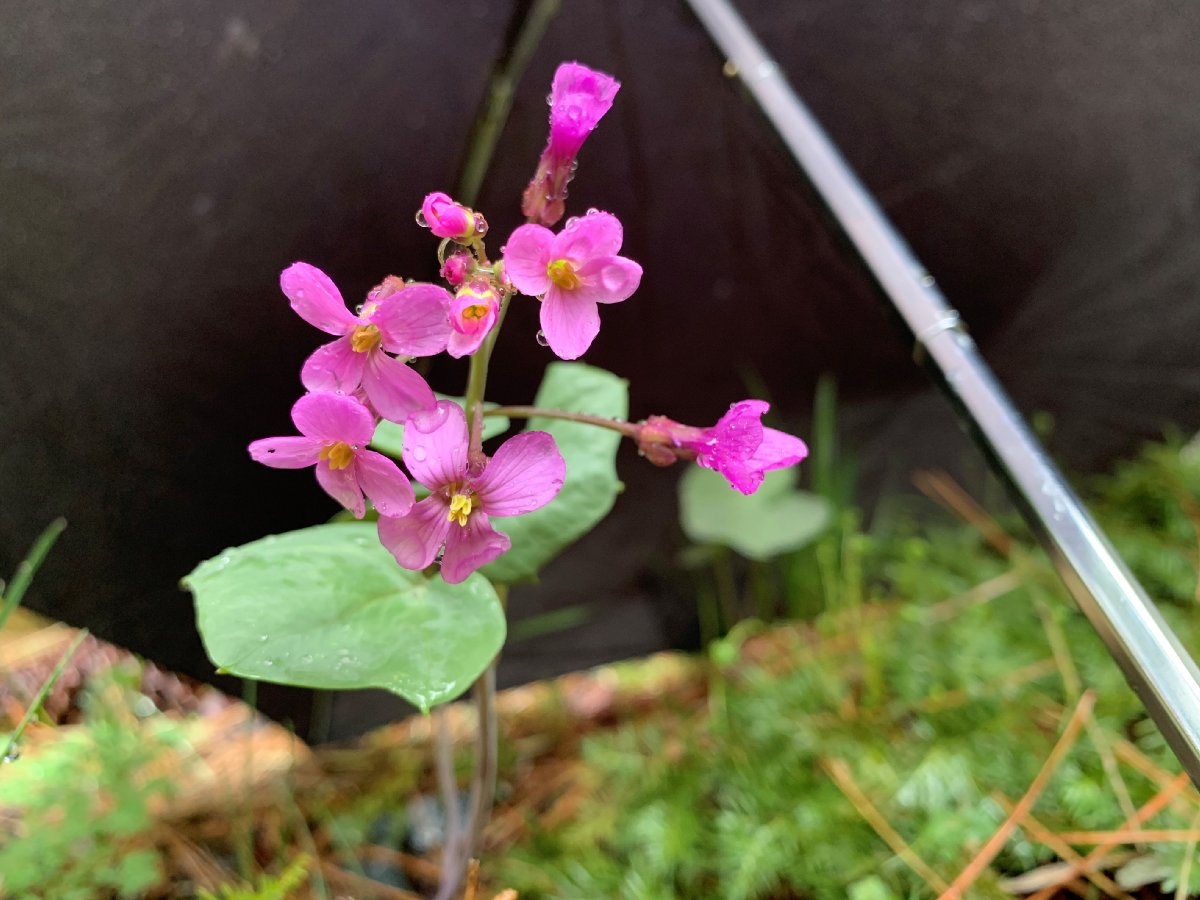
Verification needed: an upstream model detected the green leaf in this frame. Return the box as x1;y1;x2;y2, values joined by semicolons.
481;362;627;583
679;466;832;561
185;522;505;712
370;393;510;458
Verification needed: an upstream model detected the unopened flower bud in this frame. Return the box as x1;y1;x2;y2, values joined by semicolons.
522;62;620;227
440;253;471;287
369;274;407;300
420;192;485;241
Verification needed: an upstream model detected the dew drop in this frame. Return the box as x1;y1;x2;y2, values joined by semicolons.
414;209;428;228
535;330;549;347
351;444;360;451
2;748;20;764
586;207;599;216
545;92;553;104
412;446;427;462
258;634;269;642
335;389;345;395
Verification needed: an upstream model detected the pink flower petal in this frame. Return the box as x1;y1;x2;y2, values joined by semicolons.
301;336;368;394
574;256;643;304
353;450;415;517
540;289;601;360
552;211;623;262
447;327;489;359
403;400;469;490
315;458;366;517
291;391;375;445
502;225;554;296
369;284;452;357
701;457;764;495
377;497;451;571
360;351;436;422
474;431;565;517
248;436;321;469
749;428;809;473
546;63;620;160
440;512;511;584
280;262;357;335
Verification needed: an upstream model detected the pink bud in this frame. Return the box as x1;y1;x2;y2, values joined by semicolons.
521;62;620;227
420;192;483;241
440;253;471;287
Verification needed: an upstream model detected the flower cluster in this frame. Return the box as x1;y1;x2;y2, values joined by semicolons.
249;61;809;584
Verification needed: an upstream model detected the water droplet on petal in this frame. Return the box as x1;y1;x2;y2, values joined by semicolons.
586;207;599;216
412;447;427;462
415;209;428;228
535;330;549;347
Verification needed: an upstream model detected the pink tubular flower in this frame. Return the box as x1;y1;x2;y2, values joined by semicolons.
447;280;501;359
377;400;565;584
635;400;808;495
249;392;414;518
502;210;641;360
282;262;451;422
420;192;486;242
522;62;620;226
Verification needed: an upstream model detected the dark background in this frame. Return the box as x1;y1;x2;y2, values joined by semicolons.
3;1;1198;737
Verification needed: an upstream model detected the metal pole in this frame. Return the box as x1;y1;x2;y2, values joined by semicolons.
684;0;1200;785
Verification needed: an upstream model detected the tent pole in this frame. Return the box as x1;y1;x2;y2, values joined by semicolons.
684;0;1200;786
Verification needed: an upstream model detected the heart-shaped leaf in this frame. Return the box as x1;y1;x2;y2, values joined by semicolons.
185;522;505;712
679;466;832;561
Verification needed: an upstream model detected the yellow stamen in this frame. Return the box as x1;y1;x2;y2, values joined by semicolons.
546;258;581;290
461;303;488;322
447;492;474;527
350;323;382;352
319;441;354;470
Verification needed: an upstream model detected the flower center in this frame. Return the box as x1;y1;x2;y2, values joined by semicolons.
350;323;381;353
447;492;474;527
546;258;581;290
319;441;354;470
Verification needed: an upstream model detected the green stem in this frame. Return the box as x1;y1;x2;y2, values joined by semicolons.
487;404;640;438
467;657;499;858
1;628;88;761
0;518;67;633
455;0;562;207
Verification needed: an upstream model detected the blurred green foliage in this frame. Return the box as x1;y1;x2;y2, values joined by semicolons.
495;434;1200;898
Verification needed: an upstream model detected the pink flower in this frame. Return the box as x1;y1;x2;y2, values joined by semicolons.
282;262;451;422
522;62;620;226
447;280;501;359
502;210;641;360
249;392;415;518
635;400;808;495
420;192;486;242
377;400;565;584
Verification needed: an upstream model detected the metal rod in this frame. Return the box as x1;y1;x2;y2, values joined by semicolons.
685;0;1200;785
